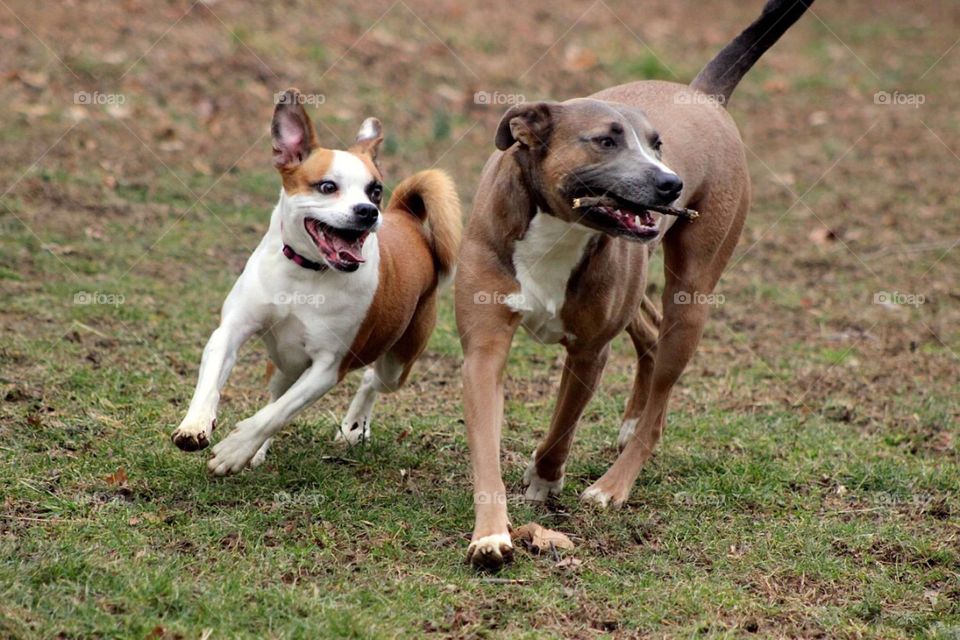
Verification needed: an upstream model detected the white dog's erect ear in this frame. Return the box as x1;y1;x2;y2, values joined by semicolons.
271;88;320;170
350;117;384;164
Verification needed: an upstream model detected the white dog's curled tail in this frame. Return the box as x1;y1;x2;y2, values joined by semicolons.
387;169;463;282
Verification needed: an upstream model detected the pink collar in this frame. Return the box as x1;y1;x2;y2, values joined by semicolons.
282;244;327;272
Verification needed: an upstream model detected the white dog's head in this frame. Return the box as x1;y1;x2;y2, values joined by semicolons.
271;89;384;272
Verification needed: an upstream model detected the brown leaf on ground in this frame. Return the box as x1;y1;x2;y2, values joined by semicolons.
556;557;582;570
809;226;838;245
105;468;128;486
513;522;575;553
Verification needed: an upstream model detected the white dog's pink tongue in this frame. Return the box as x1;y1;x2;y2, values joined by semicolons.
338;246;364;263
325;234;365;264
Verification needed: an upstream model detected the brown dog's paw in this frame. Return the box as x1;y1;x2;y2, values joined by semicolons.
171;419;215;452
581;482;628;509
466;533;514;571
522;455;564;503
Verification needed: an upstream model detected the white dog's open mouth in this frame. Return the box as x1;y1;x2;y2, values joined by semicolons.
304;218;370;271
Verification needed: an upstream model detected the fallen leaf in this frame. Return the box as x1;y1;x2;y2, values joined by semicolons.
513;522;575;553
106;103;131;119
105;468;128;486
763;78;788;93
563;44;598;71
41;243;77;255
15;103;51;117
809;226;837;245
555;557;582;569
808;110;829;127
16;70;49;89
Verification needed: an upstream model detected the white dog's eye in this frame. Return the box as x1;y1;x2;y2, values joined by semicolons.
315;180;338;195
368;184;383;205
652;136;663;152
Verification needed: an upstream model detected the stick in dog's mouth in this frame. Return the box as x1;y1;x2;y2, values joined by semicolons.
572;195;700;221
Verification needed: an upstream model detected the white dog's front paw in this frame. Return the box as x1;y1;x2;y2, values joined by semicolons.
335;416;370;446
207;426;263;476
522;456;564;503
171;417;216;452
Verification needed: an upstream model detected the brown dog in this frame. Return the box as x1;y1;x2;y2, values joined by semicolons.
455;0;814;569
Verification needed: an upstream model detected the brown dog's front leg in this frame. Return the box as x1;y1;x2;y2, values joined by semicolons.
461;327;517;570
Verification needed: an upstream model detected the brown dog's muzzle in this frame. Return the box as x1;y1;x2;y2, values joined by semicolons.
565;161;682;207
562;162;683;241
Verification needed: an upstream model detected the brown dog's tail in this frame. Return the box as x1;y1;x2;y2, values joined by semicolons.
388;169;463;281
691;0;814;105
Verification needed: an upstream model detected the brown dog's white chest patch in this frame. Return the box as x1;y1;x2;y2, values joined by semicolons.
507;212;597;344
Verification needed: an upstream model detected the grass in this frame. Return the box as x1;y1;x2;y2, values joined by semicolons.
1;0;959;637
1;207;957;636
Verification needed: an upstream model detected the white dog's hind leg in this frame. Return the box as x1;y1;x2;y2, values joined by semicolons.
337;354;406;445
249;366;301;468
337;368;378;445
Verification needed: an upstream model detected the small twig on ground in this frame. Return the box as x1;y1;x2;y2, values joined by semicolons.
550;541;561;563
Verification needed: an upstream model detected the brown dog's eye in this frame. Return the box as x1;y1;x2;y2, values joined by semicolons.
595;136;616;149
315;180;338;195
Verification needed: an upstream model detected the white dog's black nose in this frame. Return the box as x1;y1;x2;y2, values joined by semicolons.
353;203;379;223
655;173;684;201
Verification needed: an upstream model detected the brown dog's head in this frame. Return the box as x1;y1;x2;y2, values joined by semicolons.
271;88;385;272
495;98;683;242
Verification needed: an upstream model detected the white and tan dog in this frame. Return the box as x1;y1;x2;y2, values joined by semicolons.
171;89;461;474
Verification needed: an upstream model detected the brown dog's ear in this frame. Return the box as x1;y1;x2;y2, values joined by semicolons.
271;88;320;170
494;102;558;151
350;117;384;165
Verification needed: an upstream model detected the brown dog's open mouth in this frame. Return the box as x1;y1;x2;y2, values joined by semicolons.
304;218;370;271
575;200;661;241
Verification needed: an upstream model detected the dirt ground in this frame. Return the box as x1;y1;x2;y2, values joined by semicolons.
1;1;958;638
